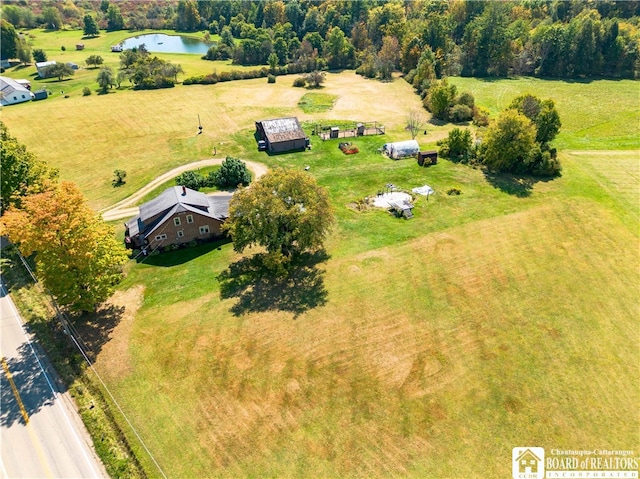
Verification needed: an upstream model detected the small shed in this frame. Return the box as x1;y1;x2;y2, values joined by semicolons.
76;44;85;50
384;140;420;159
255;117;309;153
417;150;438;166
33;89;48;101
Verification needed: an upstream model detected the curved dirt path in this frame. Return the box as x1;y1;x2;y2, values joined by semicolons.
101;158;268;222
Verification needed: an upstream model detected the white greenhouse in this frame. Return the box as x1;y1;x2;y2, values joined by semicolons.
383;140;420;159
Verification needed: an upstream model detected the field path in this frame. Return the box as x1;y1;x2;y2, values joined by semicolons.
100;159;268;222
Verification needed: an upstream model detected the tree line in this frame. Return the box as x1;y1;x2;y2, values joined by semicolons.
3;1;637;80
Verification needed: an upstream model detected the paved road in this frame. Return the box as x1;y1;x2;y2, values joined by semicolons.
0;283;107;479
100;158;269;221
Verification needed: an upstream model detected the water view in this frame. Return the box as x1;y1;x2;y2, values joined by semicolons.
119;33;212;54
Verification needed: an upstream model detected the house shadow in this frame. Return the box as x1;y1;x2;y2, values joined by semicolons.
0;342;57;427
140;238;231;267
483;170;555;197
217;250;329;318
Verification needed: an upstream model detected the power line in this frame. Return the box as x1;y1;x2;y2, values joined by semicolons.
14;251;168;479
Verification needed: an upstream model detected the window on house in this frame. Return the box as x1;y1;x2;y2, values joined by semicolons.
199;225;210;234
174;217;181;226
177;230;184;238
155;234;167;241
186;215;194;224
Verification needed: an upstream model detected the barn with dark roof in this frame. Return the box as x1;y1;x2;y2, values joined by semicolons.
255;117;309;153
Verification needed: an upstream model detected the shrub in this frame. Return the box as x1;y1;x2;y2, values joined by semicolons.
213;157;252;189
175;171;203;190
472;106;491;127
82;86;91;96
267;74;276;83
447;188;462;195
449;104;473;123
457;92;475;108
112;169;127;186
293;77;306;87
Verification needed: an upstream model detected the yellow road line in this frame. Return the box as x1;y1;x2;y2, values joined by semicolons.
2;356;55;478
1;357;29;424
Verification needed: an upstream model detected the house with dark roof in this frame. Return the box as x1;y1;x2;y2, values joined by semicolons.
255;117;309;153
124;186;231;251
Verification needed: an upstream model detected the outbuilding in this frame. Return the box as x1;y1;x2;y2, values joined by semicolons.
36;61;57;79
255;117;309;153
0;76;35;106
383;139;420;159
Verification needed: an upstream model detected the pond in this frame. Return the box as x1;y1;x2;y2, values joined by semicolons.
119;33;212;54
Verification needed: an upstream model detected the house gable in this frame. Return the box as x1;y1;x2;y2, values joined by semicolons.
125;187;231;250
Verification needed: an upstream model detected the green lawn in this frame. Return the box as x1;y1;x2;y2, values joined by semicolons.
448;77;640;151
2;43;639;479
298;92;339;113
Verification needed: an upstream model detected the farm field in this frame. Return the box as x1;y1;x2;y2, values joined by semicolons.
2;39;639;479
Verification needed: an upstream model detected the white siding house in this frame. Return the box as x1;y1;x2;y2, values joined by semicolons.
0;76;34;106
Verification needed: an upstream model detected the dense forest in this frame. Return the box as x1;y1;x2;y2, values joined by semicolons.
2;0;639;80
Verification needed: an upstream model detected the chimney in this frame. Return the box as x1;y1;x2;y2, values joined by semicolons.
182;186;186;196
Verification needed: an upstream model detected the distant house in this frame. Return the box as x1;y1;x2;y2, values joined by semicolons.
111;45;123;52
255;117;309;153
36;61;57;79
0;76;35;106
124;186;231;251
76;44;85;50
383;140;420;159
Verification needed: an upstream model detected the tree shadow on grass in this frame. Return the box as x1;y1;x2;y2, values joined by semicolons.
483;170;554;197
70;304;125;362
217;250;330;318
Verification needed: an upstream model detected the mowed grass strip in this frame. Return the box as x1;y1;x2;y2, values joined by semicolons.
448;77;640;151
298;92;338;113
96;197;638;478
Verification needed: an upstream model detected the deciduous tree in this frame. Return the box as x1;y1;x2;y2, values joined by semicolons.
97;66;115;93
1;182;128;312
481;109;537;172
224;168;334;262
406;109;426;139
45;62;75;81
0;122;58;214
1;19;18;59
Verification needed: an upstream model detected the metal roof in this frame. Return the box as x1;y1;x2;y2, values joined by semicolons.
257;117;307;143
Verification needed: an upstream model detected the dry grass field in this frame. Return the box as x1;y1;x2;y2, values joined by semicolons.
1;71;423;210
2;57;639;478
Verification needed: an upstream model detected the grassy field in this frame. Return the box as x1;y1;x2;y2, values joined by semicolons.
2;36;639;478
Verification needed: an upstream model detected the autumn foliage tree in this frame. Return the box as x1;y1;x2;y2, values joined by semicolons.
1;182;128;312
224;169;333;266
0;121;58;214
